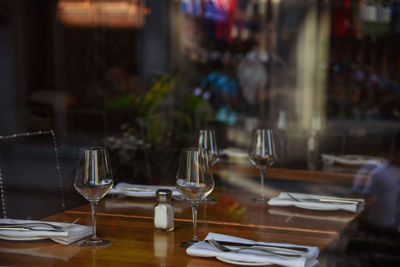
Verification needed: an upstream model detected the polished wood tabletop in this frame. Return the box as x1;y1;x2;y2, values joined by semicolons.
0;163;371;266
213;162;370;186
65;164;371;237
66;188;367;237
0;211;337;266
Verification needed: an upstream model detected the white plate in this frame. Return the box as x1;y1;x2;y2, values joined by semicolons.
216;256;271;266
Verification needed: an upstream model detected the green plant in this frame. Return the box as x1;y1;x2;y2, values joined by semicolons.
105;74;175;144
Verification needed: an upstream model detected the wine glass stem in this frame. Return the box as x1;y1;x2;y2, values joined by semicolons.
90;201;98;239
191;204;199;242
260;169;265;201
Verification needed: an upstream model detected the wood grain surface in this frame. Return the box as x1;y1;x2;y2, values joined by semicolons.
0;212;337;266
66;185;370;236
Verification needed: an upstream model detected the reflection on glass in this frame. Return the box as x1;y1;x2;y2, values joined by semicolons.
277;110;286;131
248;129;277;202
198;129;219;166
198;129;219;204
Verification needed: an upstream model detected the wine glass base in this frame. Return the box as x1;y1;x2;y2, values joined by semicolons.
79;237;112;248
177;239;198;248
251;196;267;202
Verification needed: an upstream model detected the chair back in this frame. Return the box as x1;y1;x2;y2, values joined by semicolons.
0;130;65;219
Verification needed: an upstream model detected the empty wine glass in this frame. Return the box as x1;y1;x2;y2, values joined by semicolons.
198;129;219;166
176;148;214;247
248;129;277;202
74;147;114;248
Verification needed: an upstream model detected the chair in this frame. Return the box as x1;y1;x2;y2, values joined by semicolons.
0;130;65;219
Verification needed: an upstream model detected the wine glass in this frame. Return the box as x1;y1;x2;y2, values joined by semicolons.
198;129;219;166
248;129;277;202
74;147;114;248
176;148;214;247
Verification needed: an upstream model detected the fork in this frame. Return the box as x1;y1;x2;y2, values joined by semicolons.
0;221;71;231
287;193;361;205
0;226;65;232
208;239;301;258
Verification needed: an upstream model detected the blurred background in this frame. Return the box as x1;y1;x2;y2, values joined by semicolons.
0;0;399;264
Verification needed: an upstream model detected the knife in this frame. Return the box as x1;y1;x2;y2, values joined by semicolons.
116;187;154;192
286;193;362;205
205;240;308;253
298;198;362;205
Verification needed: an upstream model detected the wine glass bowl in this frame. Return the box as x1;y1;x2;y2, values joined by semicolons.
248;129;277;202
74;147;113;248
176;148;214;247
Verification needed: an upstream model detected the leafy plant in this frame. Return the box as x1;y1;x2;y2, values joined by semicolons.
105;74;175;144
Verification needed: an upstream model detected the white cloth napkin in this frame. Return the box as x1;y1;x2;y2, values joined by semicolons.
268;192;365;213
0;218;91;245
109;182;182;198
187;232;319;267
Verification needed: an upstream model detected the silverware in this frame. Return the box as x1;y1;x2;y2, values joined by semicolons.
0;226;64;232
116;187;155;192
287;193;361;205
206;240;308;253
0;222;64;230
208;239;302;258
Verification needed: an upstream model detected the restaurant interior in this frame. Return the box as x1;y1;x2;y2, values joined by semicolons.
0;0;399;266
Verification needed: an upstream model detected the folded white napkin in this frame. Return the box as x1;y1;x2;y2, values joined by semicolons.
0;218;91;245
187;232;319;267
109;182;182;198
268;192;364;213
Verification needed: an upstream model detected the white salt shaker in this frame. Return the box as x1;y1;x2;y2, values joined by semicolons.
154;189;174;232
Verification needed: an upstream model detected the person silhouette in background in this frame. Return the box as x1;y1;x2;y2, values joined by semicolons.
346;128;400;265
352;128;400;232
353;158;399;230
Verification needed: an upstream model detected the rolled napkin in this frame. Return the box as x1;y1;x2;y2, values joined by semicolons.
187;232;319;267
109;182;182;198
268;192;365;213
0;218;91;245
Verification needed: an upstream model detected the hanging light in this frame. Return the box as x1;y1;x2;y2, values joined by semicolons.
57;0;150;28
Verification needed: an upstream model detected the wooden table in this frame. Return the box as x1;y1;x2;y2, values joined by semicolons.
213;162;369;186
0;164;371;266
0;212;337;266
66;164;372;239
66;189;366;238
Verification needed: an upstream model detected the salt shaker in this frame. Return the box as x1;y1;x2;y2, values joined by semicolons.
154;189;174;232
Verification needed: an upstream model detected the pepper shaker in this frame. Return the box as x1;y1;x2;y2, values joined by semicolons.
154;189;174;232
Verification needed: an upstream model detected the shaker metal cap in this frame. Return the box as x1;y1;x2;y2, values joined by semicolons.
156;189;172;198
